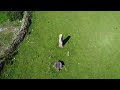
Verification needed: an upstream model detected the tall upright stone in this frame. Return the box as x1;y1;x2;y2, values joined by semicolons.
58;34;63;48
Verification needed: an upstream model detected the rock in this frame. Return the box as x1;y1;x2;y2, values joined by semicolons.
0;28;2;31
58;34;63;48
67;51;69;56
54;60;65;71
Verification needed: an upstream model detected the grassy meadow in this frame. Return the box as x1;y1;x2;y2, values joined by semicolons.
1;11;120;79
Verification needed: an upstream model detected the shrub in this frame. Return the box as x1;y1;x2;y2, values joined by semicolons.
7;11;24;21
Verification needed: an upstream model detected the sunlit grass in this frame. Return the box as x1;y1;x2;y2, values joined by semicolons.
1;11;120;79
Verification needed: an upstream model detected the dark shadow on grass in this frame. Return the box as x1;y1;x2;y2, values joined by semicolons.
6;50;18;65
63;35;71;46
0;61;5;75
59;60;65;66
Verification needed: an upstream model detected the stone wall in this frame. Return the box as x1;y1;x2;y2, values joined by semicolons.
0;11;32;73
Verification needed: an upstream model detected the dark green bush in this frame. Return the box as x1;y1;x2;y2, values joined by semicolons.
7;11;24;21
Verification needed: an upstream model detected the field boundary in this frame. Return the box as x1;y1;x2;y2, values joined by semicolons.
0;11;32;73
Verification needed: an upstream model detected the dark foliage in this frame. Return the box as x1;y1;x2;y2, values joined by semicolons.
7;11;24;21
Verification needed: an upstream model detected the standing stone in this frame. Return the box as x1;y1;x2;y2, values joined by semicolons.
58;34;63;48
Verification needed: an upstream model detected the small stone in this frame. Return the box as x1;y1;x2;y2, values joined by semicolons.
67;51;69;56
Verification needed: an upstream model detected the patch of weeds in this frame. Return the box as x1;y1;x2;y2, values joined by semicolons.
11;20;21;27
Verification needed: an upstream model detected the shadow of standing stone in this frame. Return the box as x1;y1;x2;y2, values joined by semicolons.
63;35;71;46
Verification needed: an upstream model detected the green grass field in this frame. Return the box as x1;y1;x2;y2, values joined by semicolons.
1;11;120;79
